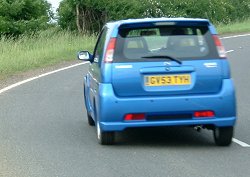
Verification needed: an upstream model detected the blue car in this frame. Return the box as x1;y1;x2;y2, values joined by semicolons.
78;18;236;146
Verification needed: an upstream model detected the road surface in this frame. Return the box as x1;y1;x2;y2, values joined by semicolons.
0;34;250;177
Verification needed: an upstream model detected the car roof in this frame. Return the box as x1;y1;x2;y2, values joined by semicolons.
106;17;216;36
107;17;210;27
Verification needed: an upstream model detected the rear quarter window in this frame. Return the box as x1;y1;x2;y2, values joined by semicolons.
114;25;218;62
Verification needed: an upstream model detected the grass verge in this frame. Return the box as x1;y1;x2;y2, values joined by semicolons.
0;29;96;80
216;19;250;35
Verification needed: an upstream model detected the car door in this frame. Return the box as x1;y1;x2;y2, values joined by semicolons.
88;27;108;112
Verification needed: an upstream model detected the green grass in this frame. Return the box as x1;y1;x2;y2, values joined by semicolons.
0;19;250;80
216;19;250;35
0;29;96;80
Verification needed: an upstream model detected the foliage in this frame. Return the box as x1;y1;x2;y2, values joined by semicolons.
0;19;249;80
217;18;250;34
58;0;250;34
160;0;250;24
0;28;96;79
58;0;142;33
0;0;53;36
57;0;76;31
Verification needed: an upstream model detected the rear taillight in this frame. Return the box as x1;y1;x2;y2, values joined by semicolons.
104;38;116;63
124;113;145;121
194;111;215;118
212;35;226;58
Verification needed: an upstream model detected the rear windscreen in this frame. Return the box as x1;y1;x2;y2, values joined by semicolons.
114;25;218;62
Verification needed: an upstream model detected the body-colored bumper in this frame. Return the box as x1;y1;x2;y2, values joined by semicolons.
93;79;236;131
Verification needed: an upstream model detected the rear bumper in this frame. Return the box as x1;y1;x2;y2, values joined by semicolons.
101;117;236;131
96;79;237;131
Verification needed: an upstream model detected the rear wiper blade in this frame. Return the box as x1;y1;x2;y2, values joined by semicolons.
141;55;182;64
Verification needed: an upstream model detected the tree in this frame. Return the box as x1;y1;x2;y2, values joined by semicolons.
58;0;143;33
0;0;53;36
57;0;250;34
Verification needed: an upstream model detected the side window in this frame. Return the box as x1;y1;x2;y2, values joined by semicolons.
93;28;107;63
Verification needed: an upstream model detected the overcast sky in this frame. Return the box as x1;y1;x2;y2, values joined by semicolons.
47;0;62;11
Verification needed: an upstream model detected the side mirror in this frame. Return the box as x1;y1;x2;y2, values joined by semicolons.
77;51;92;61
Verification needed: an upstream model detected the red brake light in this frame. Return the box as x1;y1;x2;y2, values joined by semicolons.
124;113;145;121
194;111;215;118
104;38;116;63
212;35;226;58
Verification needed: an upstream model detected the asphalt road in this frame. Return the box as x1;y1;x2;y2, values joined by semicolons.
0;35;250;177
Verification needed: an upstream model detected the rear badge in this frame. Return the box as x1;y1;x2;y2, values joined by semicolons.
115;65;133;69
204;62;218;68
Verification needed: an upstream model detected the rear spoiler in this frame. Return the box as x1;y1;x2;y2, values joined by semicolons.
119;21;210;29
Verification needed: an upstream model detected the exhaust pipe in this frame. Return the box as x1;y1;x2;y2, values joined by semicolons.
194;126;202;132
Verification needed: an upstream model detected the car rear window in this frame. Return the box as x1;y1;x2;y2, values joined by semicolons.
114;25;218;62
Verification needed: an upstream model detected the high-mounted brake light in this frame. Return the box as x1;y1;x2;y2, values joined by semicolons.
124;113;145;121
104;38;116;63
212;35;226;58
194;111;215;118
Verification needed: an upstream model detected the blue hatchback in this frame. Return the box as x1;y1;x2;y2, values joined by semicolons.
78;18;236;146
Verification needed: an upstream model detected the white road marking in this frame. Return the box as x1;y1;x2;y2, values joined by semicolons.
226;50;234;53
0;62;88;95
1;33;250;147
220;33;250;39
233;138;250;147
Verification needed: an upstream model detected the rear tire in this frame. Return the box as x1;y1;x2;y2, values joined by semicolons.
97;122;115;145
87;113;95;126
213;126;233;146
